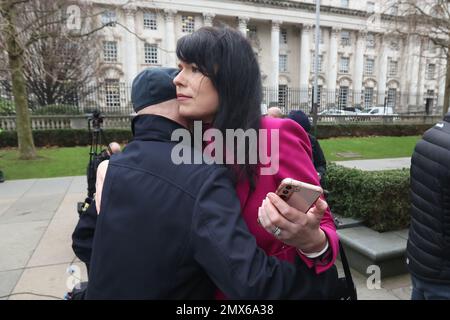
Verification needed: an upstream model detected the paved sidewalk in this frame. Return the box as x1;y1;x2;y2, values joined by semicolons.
0;175;412;300
335;157;411;171
0;176;88;300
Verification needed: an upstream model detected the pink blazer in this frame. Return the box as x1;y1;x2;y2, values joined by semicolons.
235;116;339;273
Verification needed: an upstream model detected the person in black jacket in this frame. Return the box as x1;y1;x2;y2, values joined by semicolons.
407;111;450;300
288;110;327;182
81;67;338;300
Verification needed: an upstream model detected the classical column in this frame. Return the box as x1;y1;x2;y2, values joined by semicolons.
399;36;409;112
327;27;340;107
300;24;313;104
202;13;215;27
269;20;281;105
377;35;389;105
124;6;138;86
164;9;177;67
407;35;421;109
238;17;249;37
354;30;366;106
438;49;446;112
417;38;426;111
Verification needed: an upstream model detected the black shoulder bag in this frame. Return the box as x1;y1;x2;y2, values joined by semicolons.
332;214;357;300
334;240;358;300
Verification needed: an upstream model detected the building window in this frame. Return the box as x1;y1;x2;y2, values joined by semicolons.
341;0;349;8
365;58;375;75
101;10;117;26
278;85;287;108
364;87;374;108
247;25;257;40
341;31;351;46
144;44;159;64
388;60;398;77
62;42;79;59
339;57;350;73
105;79;121;109
182;15;195;33
366;33;375;48
103;41;117;63
279;54;288;72
338;86;349;109
387;88;397;108
425;89;435;114
143;12;157;30
367;2;375;13
311;54;323;73
426;63;436;80
280;28;288;44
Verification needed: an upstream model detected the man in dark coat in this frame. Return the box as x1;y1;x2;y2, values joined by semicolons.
81;68;338;299
288;110;327;182
407;111;450;300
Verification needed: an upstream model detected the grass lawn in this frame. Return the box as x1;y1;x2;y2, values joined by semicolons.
320;136;421;161
0;136;421;180
0;146;91;181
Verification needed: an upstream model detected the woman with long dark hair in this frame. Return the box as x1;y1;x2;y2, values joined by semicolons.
173;26;338;297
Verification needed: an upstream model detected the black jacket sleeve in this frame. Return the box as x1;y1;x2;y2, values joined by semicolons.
72;201;98;268
191;167;338;299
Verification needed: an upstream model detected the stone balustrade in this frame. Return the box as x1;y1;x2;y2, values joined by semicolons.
0;114;443;132
0;115;134;131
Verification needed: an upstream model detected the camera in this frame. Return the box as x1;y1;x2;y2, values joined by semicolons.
88;110;104;131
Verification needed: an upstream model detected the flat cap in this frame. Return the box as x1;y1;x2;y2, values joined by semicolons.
131;67;179;112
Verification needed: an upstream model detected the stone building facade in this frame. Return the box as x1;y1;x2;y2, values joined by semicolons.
89;0;446;114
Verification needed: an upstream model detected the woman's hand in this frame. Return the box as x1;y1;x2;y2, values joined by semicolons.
258;192;328;254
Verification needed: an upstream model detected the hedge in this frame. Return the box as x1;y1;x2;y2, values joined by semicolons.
323;163;411;232
315;124;432;139
0;123;433;147
0;129;132;148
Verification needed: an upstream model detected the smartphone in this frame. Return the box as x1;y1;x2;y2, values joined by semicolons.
275;178;323;213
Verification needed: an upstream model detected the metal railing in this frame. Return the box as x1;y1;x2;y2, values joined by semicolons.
0;83;444;116
262;87;444;116
0;83;134;116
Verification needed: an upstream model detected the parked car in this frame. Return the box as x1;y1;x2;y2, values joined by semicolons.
359;106;396;115
319;108;360;116
343;107;363;114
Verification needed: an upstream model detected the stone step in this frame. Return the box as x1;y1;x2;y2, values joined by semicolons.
333;214;365;230
337;226;409;278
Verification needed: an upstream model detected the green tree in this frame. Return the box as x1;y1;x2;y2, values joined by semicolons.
0;0;104;159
